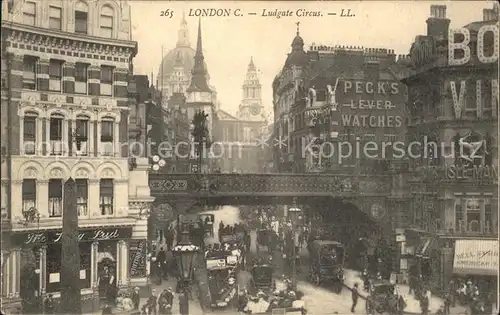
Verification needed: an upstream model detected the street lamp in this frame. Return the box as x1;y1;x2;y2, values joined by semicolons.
288;206;302;290
172;231;199;315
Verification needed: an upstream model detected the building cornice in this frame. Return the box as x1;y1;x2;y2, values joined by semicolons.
2;22;137;59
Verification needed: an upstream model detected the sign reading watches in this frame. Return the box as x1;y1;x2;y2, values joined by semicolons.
12;227;133;246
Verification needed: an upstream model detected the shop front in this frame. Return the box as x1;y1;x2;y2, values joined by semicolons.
453;239;498;297
10;226;134;313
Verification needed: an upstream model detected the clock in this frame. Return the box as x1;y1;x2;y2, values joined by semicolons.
250;106;260;115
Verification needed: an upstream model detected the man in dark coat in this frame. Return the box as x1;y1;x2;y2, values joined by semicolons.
132;287;141;310
179;292;189;315
351;283;359;313
157;247;167;280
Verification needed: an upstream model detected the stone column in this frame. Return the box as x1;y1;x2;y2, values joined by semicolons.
11;249;20;299
96;121;101;157
90;242;99;289
1;250;11;297
116;241;122;287
114;121;120;157
39;245;47;295
88;180;100;218
38;180;49;218
19;116;24;155
117;240;128;287
87;119;94;157
11;180;22;222
36;116;43;155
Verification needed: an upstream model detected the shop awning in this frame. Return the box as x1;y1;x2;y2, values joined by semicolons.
453;239;499;276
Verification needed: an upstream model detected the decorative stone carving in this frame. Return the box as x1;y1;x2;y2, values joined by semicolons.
49;168;64;178
75;169;89;178
105;103;112;111
101;168;115;178
23;167;37;178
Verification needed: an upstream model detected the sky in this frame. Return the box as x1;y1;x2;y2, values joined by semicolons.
130;1;490;117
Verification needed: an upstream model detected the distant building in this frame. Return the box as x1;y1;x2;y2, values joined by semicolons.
1;0;153;313
272;25;409;173
216;58;268;173
156;15;217;106
400;4;498;293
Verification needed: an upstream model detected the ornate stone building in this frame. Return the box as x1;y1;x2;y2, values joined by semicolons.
215;58;268;173
401;4;498;293
156;15;217;107
1;0;153;312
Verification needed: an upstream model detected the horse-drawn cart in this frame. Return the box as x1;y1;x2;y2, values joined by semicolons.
365;280;402;314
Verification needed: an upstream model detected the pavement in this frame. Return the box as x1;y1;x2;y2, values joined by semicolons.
342;269;471;315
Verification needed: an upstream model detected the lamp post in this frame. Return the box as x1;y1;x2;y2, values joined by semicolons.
288;206;302;290
172;231;199;315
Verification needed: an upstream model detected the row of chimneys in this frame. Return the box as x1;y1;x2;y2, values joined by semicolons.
427;4;498;39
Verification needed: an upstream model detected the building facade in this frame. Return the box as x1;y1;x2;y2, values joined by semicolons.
216;58;268;173
401;4;498;293
1;1;153;313
272;25;410;174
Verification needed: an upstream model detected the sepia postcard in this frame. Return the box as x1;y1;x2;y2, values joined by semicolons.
0;1;498;314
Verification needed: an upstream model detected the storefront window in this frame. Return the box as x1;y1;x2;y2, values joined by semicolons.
20;247;40;311
46;243;92;293
97;241;117;300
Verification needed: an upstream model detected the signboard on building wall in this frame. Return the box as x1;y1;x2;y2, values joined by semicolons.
11;227;133;246
453;239;499;276
336;79;405;129
129;240;147;278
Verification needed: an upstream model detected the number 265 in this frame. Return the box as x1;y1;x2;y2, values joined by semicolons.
160;9;173;18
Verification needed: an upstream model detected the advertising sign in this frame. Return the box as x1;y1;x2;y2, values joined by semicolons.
12;227;133;246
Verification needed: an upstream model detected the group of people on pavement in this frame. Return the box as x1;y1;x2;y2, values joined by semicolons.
438;279;496;315
139;288;180;315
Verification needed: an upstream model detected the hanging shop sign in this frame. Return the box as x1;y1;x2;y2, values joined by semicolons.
129;240;148;278
12;227;133;246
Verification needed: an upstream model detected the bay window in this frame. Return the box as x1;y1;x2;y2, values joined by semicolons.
23;1;36;26
76;179;88;216
22;179;36;213
99;179;114;215
23;56;37;90
100;120;114;156
75;117;89;156
48;6;62;30
49;114;63;155
100;66;113;96
49;60;63;92
100;6;114;38
75;63;88;94
48;179;63;217
23;114;37;155
455;197;493;233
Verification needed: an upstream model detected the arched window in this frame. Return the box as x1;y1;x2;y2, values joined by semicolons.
100;117;115;156
49;113;64;155
23;111;38;155
75;115;90;156
75;1;89;34
100;6;114;38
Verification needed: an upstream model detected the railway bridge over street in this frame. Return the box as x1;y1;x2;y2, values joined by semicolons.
148;172;408;234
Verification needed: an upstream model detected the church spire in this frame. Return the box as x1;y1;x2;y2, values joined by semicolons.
176;13;190;47
248;56;256;71
186;18;211;93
